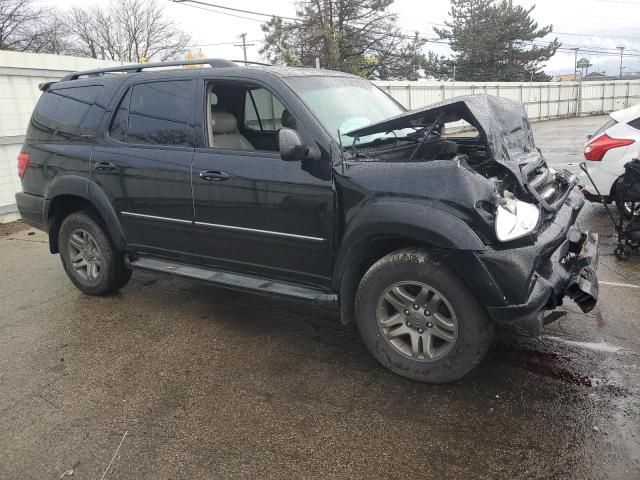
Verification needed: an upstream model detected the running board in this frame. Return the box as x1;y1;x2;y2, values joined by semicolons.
126;256;337;307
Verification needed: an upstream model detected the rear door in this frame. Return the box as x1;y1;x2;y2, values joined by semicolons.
191;79;335;288
92;78;197;262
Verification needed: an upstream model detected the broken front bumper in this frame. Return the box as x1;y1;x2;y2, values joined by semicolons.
480;190;599;336
486;230;599;336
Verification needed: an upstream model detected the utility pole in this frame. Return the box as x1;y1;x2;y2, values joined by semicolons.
234;33;254;65
570;47;579;79
617;46;625;79
452;64;456;82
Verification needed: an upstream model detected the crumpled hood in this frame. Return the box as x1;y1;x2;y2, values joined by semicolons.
345;94;539;183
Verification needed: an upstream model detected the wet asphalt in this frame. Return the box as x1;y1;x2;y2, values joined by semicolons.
1;116;639;479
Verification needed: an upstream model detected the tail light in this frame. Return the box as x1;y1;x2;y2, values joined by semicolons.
17;152;30;178
584;134;634;161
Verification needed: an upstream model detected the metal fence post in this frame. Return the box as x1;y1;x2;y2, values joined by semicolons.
519;83;523;103
538;84;543;121
576;80;583;117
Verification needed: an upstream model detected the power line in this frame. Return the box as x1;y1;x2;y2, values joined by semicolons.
172;1;266;22
185;39;262;48
171;0;298;21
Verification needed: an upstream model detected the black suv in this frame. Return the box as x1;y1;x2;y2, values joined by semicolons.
16;58;599;383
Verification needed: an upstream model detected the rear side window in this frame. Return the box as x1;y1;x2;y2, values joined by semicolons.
109;80;195;146
591;117;617;139
244;88;285;131
30;85;103;140
628;117;640;131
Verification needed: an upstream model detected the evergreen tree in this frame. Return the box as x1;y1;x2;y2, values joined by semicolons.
260;0;429;80
434;0;560;81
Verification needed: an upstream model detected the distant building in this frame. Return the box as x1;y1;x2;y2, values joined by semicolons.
581;71;640;81
583;71;616;81
555;73;580;81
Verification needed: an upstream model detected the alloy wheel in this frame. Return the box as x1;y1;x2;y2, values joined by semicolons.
68;228;102;281
376;281;458;361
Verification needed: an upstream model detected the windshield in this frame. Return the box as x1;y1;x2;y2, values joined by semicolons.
286;76;413;147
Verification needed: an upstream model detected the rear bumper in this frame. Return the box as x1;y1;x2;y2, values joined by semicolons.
15;192;46;230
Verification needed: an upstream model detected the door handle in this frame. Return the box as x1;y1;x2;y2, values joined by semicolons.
94;161;116;172
199;170;230;181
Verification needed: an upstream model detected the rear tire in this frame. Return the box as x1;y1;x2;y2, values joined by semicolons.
58;210;132;295
355;248;493;383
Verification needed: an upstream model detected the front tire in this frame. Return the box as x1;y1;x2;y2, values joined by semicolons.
59;210;132;295
355;249;493;383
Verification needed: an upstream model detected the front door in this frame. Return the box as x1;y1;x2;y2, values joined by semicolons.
92;78;197;262
191;82;334;288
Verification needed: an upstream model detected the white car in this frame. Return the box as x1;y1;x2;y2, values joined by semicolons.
580;104;640;216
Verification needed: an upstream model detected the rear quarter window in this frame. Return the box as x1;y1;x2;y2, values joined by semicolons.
628;117;640;131
590;117;617;139
29;85;104;141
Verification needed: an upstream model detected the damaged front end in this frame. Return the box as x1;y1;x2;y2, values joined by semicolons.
343;94;599;336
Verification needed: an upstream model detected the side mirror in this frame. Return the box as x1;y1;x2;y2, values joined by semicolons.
586;134;593;140
278;128;320;161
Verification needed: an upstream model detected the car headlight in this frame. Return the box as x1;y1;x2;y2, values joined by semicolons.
495;196;540;242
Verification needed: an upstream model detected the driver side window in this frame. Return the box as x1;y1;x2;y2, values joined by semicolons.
244;88;285;132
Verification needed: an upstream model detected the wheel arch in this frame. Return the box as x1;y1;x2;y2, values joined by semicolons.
332;201;497;326
44;175;128;253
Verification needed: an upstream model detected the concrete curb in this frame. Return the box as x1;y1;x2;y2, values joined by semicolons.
0;204;20;224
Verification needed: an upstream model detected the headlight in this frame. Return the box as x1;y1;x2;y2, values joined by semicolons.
495;196;540;242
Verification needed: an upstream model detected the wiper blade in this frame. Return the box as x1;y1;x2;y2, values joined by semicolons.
356;135;416;149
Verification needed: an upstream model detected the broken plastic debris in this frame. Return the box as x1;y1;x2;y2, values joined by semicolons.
59;461;79;478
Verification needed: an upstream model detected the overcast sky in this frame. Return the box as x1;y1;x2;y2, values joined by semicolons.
44;0;640;76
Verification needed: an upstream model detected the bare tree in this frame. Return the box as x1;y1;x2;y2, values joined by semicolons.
0;0;50;51
32;12;74;54
65;0;192;62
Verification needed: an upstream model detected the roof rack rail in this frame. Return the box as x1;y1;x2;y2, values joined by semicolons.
230;60;272;67
60;58;239;81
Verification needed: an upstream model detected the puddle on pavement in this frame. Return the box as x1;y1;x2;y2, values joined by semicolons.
490;342;594;387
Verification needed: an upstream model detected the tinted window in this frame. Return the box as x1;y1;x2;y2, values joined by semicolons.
110;88;131;142
244;88;285;131
628;117;640;131
110;80;194;146
30;85;103;140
